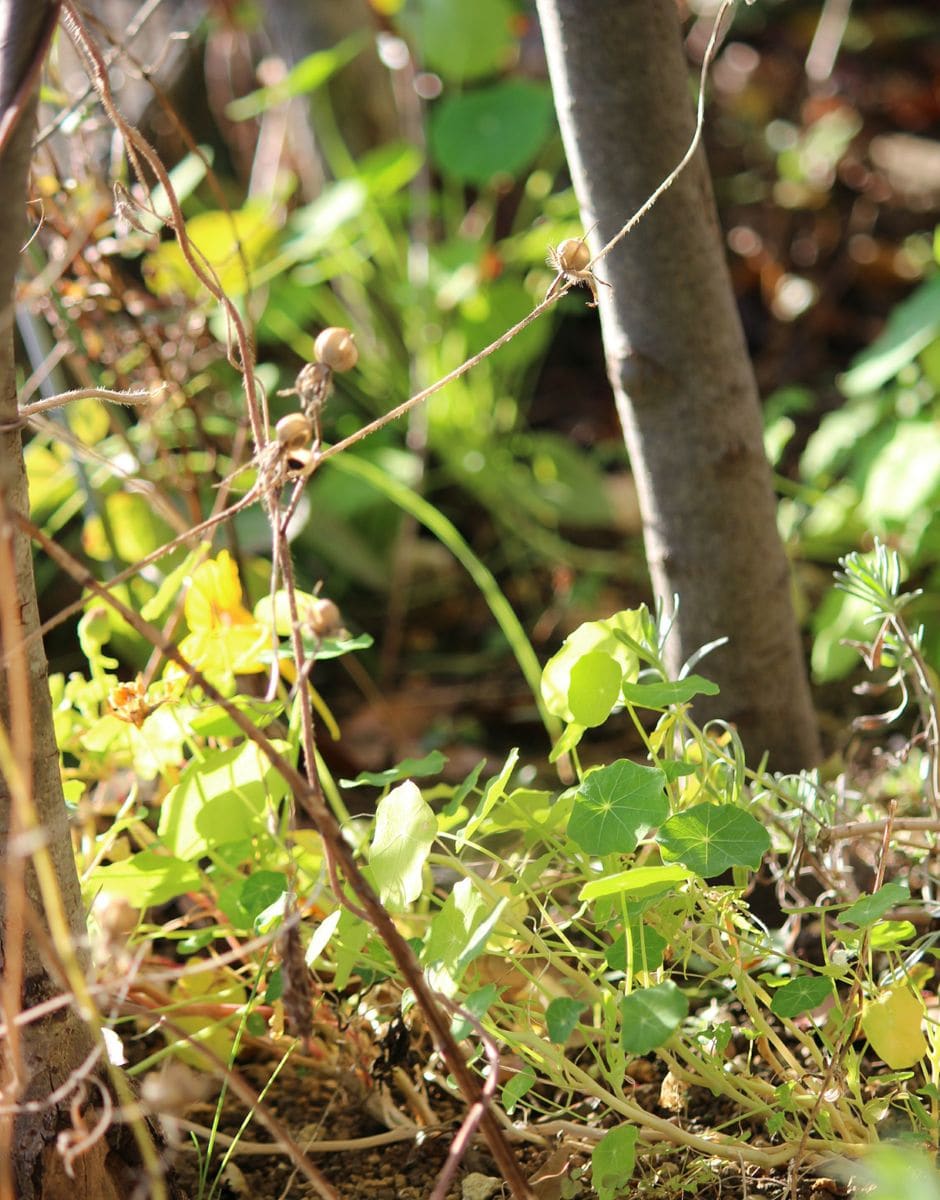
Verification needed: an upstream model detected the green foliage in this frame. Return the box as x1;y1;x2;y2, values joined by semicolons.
776;232;940;680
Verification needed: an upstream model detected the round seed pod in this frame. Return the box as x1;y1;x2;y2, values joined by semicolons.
556;237;591;273
276;412;313;451
307;597;343;638
314;326;358;373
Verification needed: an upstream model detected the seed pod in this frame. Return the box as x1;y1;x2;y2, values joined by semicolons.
556;237;591;273
285;446;317;477
276;412;313;451
307;597;343;638
314;326;358;373
141;1062;210;1116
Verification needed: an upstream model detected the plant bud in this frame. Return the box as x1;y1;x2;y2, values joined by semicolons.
314;326;358;373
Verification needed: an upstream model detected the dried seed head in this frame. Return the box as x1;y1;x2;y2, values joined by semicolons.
276;412;313;451
555;237;591;273
314;326;358;373
280;924;313;1042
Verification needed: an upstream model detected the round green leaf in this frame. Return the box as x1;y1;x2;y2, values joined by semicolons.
592;1124;638;1200
567;760;668;856
430;82;555;185
408;0;515;82
545;997;587;1045
770;976;832;1019
657;803;771;877
620;980;688;1054
567;652;623;727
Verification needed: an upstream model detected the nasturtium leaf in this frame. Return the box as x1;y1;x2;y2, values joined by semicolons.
841;881;910;928
88;852;201;908
620;981;688;1054
369;780;437;909
189;697;284;738
158;740;292;860
606;923;668;975
840;274;940;397
83;493;174;564
341;750;448;789
657;803;770;877
592;1124;638;1200
579;864;693;903
541;609;643;725
422;878;488;982
430;82;555;186
143;202;275;300
305;909;342;968
862;986;928;1069
770;976;833;1019
549;721;585;763
567;760;668;856
867;919;917;950
226;36;364;120
238;871;286;924
660;759;698;781
406;0;514;82
567;652;624;727
502;1065;536;1115
620;675;719;710
457;748;519;849
451;984;499;1041
545;998;587;1045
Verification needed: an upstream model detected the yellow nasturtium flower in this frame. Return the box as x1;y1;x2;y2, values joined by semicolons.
171;551;269;687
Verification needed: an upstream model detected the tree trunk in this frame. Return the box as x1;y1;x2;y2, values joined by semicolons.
535;0;821;771
0;6;158;1196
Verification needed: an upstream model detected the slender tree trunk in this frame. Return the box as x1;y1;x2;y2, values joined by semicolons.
0;6;158;1196
536;0;820;771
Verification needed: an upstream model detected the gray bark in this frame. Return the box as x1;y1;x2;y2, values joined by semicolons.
0;5;154;1195
536;0;821;771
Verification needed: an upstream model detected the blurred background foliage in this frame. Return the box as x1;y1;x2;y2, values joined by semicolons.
19;0;940;772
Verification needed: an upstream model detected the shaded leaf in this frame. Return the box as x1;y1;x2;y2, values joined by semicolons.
620;981;688;1054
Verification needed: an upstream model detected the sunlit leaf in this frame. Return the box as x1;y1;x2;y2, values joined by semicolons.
341;750;448;789
620;675;719;710
862;986;927;1069
541;610;643;725
657;803;770;877
158;740;292;860
567;760;668;855
566;652;623;727
226;36;365;120
369;780;437;908
87;851;201;908
579;864;693;903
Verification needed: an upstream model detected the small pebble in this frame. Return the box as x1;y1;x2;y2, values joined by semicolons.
462;1173;502;1200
